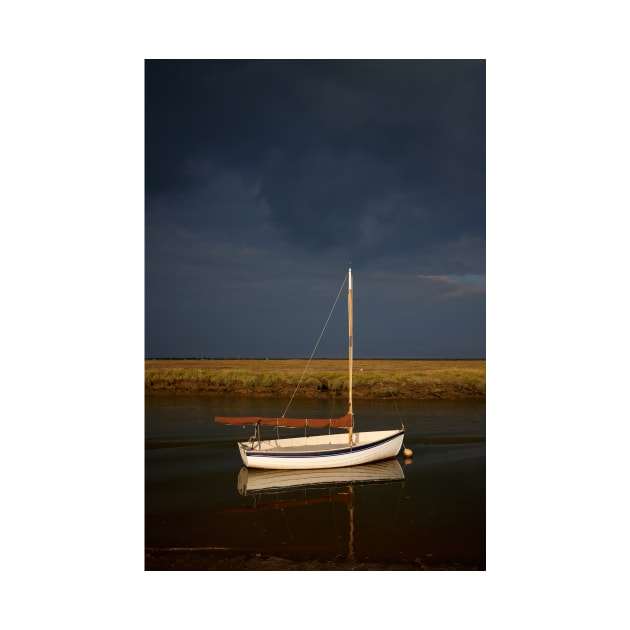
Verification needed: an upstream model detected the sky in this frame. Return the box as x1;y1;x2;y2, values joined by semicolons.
145;59;486;359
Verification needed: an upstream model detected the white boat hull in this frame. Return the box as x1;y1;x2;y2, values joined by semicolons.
238;429;405;470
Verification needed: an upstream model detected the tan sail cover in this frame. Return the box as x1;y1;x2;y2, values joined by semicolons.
215;413;353;429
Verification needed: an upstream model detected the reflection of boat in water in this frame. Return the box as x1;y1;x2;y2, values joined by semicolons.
238;458;404;495
215;268;405;469
232;459;405;562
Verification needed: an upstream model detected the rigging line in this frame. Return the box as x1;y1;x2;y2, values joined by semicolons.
393;399;405;429
281;272;348;418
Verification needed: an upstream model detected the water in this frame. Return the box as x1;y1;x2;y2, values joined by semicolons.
145;396;485;569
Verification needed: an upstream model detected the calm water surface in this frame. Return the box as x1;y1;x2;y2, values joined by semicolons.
145;396;485;569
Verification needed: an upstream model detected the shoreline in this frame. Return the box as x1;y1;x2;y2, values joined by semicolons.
144;549;483;571
145;359;485;400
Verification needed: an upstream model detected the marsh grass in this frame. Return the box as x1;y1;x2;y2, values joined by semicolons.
145;359;485;399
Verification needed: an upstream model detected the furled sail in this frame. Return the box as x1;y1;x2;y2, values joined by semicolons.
215;412;353;429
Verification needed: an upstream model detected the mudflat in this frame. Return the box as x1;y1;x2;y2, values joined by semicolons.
144;549;479;570
145;359;485;400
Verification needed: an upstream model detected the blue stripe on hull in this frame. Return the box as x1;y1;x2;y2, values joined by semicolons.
244;430;404;460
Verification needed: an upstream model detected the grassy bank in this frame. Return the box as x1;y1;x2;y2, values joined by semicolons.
145;359;485;400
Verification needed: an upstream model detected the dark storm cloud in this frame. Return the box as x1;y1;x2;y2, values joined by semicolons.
146;60;484;268
145;60;315;196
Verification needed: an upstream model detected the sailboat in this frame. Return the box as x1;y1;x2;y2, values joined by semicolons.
215;267;405;470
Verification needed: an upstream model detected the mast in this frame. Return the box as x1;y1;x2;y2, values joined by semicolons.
348;267;354;441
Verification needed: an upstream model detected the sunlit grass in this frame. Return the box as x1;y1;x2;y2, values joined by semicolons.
145;359;485;399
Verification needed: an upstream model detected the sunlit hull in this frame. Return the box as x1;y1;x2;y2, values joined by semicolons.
238;429;404;470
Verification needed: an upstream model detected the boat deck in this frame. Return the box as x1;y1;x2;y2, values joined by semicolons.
248;442;351;454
